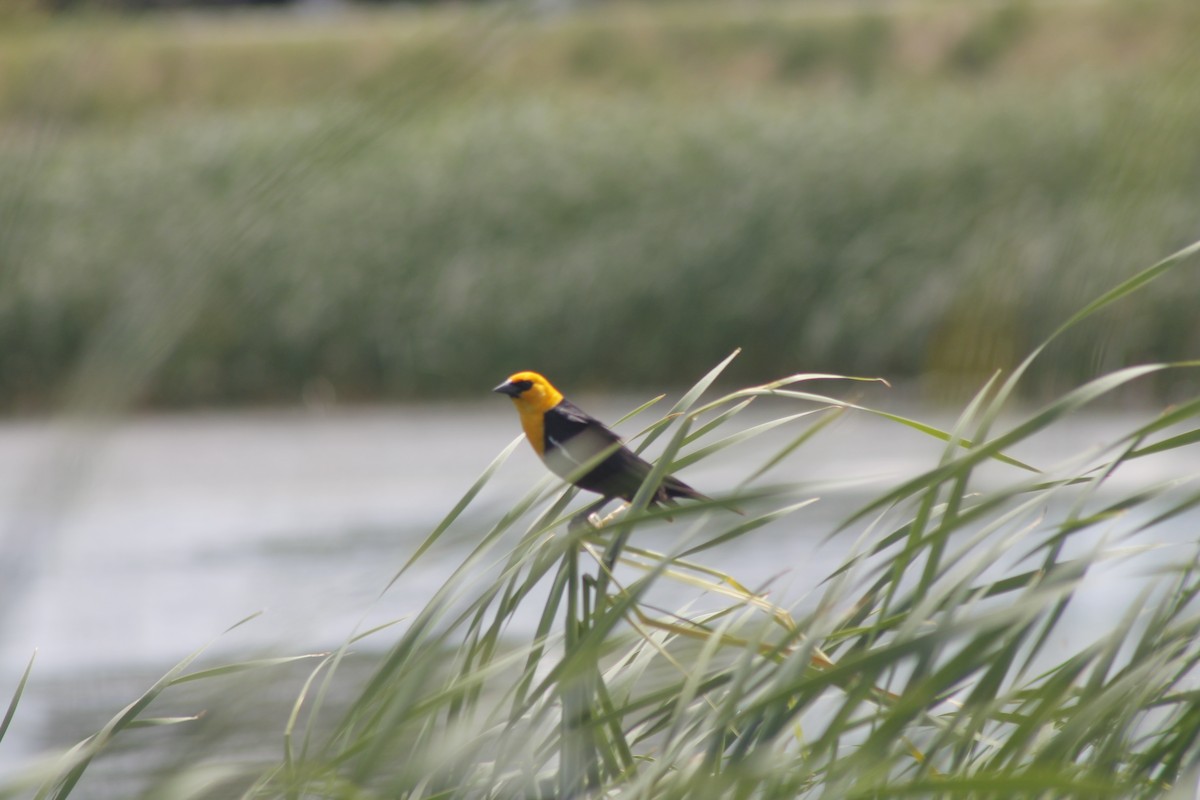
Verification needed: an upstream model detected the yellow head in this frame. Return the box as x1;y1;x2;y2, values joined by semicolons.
493;371;564;413
493;371;565;455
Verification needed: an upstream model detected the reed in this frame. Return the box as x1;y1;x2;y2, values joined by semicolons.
5;239;1199;798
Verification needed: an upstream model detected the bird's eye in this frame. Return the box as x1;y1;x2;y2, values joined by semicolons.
512;379;535;393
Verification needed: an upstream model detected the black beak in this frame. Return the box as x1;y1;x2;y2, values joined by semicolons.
493;380;522;397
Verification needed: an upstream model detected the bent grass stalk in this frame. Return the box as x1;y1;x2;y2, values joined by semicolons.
2;238;1199;798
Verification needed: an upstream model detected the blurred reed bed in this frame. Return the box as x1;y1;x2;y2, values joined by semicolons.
0;0;1198;411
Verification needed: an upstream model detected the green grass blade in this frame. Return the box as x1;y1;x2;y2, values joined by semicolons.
0;651;35;746
385;434;524;589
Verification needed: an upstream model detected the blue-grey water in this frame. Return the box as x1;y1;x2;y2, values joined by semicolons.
0;398;1197;787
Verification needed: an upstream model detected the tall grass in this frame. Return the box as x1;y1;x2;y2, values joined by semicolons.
4;238;1199;798
1;0;1199;410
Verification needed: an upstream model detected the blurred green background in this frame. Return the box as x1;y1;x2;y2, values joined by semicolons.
1;0;1198;413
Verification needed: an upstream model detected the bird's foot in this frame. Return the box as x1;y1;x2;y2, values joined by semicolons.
569;498;614;532
568;509;603;532
598;504;628;527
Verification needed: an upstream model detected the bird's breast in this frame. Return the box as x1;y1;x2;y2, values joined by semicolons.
518;409;546;456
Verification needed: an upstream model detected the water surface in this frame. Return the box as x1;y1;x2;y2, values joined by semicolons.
0;399;1196;781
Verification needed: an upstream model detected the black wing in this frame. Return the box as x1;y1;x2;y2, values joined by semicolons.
543;400;651;501
544;400;707;504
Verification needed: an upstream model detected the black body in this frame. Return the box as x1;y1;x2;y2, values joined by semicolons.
543;399;706;506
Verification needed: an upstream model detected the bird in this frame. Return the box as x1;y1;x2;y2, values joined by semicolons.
493;371;711;520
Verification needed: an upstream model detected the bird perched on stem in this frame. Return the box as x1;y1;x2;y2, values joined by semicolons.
493;371;711;524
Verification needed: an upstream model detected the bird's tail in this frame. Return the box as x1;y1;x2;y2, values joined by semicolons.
662;476;744;516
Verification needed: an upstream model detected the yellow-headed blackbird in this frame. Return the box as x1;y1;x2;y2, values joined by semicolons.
493;371;709;510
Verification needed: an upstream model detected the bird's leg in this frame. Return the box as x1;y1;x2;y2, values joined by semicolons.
568;498;633;571
597;504;629;527
590;503;631;567
568;498;611;532
603;527;632;571
582;572;596;621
